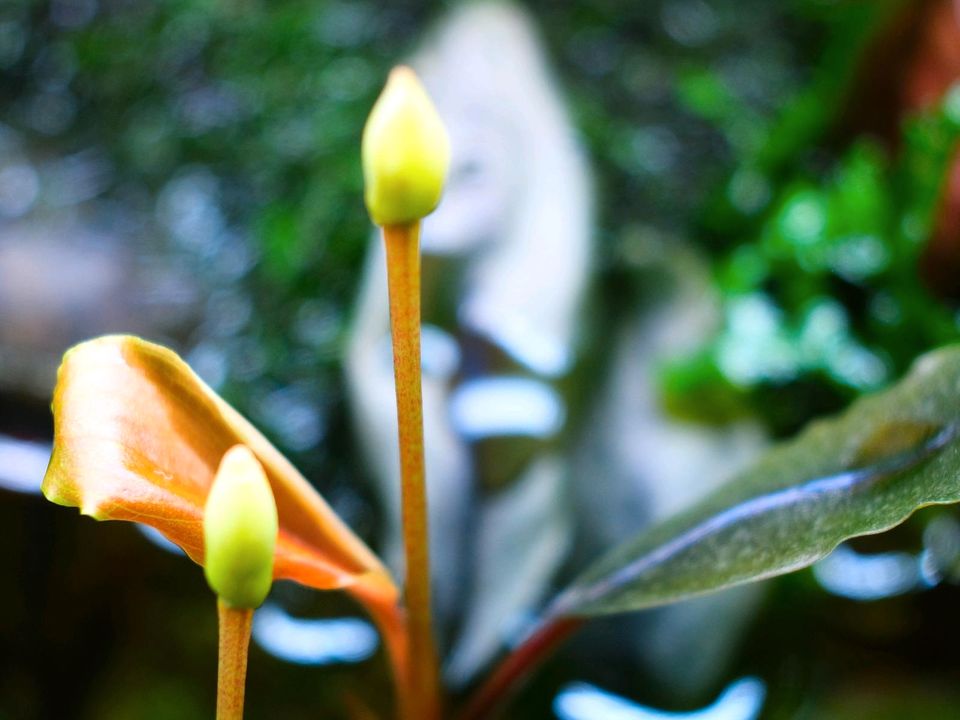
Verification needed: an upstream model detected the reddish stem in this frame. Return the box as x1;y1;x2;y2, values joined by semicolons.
458;616;585;720
216;601;254;720
383;221;441;720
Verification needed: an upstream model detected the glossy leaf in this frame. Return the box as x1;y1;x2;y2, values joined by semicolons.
42;335;395;601
554;345;960;616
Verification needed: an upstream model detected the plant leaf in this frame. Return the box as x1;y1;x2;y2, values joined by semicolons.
554;345;960;617
42;335;394;600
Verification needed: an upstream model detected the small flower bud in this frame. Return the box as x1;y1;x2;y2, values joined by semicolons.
362;66;450;226
204;445;278;609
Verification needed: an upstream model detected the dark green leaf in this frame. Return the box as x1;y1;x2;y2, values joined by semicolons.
554;345;960;616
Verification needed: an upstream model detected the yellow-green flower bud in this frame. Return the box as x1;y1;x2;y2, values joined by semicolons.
203;445;278;609
362;66;450;226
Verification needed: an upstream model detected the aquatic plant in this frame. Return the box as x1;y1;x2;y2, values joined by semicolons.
41;65;960;719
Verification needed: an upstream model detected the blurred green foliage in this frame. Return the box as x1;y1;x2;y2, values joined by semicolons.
0;0;830;514
7;0;957;445
3;0;435;539
660;1;960;434
664;97;960;431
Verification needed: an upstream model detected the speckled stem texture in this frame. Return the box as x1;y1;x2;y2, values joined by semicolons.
216;601;253;720
383;221;441;720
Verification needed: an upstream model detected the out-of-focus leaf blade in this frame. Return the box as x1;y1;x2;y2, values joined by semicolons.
555;345;960;616
42;335;394;599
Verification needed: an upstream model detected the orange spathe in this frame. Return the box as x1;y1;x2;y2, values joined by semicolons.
42;334;395;602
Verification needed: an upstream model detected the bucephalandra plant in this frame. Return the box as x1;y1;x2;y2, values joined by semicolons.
39;65;960;719
204;445;278;720
362;65;450;720
40;334;408;714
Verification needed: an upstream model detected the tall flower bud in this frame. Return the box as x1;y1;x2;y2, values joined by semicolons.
362;66;450;226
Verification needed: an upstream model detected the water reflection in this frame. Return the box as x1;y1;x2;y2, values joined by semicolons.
251;603;378;666
137;524;186;556
0;434;49;494
554;676;765;720
812;514;960;601
812;515;960;598
921;515;960;584
450;377;565;441
813;544;925;601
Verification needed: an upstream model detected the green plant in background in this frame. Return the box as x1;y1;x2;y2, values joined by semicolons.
40;63;960;719
664;89;960;433
661;0;960;435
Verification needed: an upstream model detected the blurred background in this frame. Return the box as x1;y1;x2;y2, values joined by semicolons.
4;0;960;718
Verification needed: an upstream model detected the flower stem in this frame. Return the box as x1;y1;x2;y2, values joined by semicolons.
349;579;413;719
458;616;584;720
382;221;441;720
216;600;254;720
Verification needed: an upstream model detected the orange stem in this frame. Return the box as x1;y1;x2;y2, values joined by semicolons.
216;600;254;720
382;221;441;720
